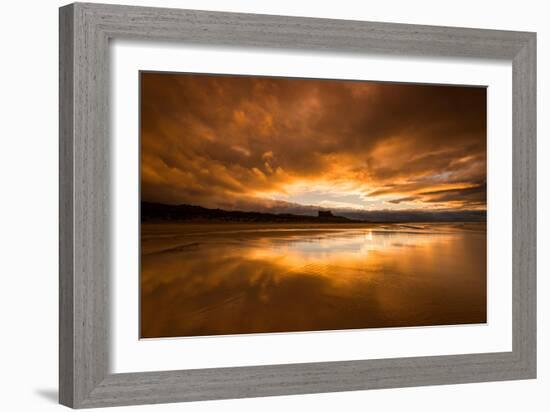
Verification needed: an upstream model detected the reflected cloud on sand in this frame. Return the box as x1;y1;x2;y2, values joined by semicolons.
140;223;486;338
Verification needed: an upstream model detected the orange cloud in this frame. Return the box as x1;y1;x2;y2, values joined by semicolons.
140;72;486;213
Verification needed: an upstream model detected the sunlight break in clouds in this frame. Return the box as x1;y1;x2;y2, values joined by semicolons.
140;72;486;214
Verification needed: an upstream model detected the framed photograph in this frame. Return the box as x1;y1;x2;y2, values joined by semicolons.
59;2;536;408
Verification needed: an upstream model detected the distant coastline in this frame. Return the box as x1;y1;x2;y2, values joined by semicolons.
141;202;486;224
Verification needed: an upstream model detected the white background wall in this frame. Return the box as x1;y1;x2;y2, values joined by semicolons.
0;0;546;411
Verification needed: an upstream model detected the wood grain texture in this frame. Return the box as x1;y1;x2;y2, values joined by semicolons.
512;34;537;373
59;2;537;408
59;4;74;406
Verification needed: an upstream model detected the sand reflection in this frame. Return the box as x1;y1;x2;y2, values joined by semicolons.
140;223;486;338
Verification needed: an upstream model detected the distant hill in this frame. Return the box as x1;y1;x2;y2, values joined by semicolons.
141;202;487;223
339;209;486;223
141;202;356;223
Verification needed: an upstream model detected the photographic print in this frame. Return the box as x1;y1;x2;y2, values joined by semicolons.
140;72;487;339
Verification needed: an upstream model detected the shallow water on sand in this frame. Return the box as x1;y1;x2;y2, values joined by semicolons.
140;223;486;338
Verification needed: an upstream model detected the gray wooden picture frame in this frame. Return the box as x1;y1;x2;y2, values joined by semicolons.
59;2;536;409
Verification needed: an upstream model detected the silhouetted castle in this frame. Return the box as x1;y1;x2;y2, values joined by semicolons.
318;210;334;218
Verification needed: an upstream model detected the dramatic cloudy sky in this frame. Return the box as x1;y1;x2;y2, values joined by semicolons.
141;72;486;214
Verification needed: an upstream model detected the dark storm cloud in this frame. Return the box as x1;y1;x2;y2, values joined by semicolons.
141;72;486;212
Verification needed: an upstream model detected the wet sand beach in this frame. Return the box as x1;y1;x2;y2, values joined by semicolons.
140;222;486;338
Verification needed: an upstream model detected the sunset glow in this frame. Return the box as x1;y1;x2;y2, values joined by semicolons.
140;73;487;338
140;73;486;215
